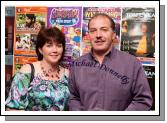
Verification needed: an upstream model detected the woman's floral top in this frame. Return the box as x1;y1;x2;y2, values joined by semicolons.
5;72;70;111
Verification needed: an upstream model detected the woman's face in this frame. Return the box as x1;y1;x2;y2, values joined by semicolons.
141;23;148;33
39;41;63;65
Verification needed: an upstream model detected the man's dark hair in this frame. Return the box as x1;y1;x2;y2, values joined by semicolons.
25;14;36;28
26;14;36;22
88;13;115;31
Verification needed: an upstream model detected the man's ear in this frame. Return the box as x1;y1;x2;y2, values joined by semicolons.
112;32;116;40
112;32;119;43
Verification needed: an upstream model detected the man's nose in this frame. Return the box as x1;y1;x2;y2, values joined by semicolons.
96;30;102;38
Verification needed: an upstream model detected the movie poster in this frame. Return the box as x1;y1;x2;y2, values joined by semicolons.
14;33;37;55
81;7;121;55
14;7;47;56
143;65;155;110
121;8;155;65
48;7;82;66
13;7;47;74
13;55;38;74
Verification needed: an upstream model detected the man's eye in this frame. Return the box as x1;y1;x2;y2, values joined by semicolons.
101;28;108;31
89;29;96;33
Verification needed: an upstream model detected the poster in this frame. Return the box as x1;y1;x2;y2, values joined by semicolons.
14;7;47;56
48;7;82;66
81;7;121;55
13;7;47;73
13;55;38;74
121;8;155;65
14;33;37;55
143;65;155;110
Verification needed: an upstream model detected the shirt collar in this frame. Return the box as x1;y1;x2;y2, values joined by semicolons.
88;47;116;61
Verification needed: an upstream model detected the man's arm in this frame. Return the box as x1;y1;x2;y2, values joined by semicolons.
68;66;83;111
125;60;153;111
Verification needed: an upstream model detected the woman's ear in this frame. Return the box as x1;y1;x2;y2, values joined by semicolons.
39;48;43;55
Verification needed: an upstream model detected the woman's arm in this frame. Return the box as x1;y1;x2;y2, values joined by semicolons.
6;108;24;111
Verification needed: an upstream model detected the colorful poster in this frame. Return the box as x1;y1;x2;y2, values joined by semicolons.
143;65;155;110
13;55;38;74
48;7;82;66
15;7;47;33
14;7;47;56
121;8;155;65
137;57;155;66
82;7;121;55
14;33;37;56
13;7;47;73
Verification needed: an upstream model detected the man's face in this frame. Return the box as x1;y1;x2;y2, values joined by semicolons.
88;16;114;53
25;16;31;25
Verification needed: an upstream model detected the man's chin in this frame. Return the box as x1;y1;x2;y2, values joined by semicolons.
92;46;112;54
93;49;107;55
93;47;106;52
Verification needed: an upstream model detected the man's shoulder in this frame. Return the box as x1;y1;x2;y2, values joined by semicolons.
74;53;90;62
114;48;142;70
70;53;91;68
114;48;138;62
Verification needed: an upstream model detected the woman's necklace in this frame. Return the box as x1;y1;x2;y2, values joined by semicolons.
40;62;60;79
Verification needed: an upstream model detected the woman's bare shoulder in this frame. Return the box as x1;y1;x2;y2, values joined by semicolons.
19;61;39;73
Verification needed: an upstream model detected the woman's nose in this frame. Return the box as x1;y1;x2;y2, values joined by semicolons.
52;45;58;52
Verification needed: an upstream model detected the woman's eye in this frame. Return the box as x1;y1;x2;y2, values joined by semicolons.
57;44;63;48
46;44;52;47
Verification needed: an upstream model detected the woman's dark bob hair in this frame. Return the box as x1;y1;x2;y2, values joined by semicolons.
36;26;66;63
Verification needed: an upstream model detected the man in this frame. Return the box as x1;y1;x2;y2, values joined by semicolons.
25;14;42;30
25;14;36;28
68;13;153;111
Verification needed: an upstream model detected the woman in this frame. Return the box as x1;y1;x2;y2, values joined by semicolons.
5;27;70;111
136;22;154;57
